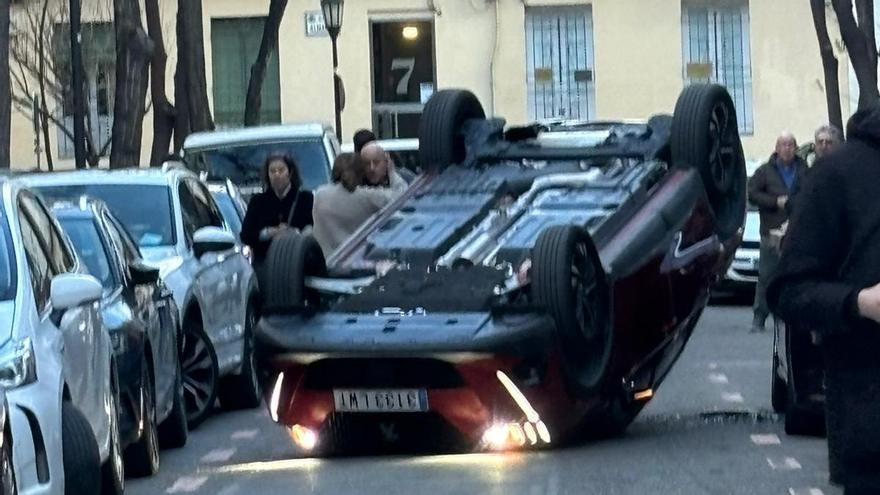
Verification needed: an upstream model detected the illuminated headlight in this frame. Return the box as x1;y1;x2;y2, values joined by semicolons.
0;337;37;389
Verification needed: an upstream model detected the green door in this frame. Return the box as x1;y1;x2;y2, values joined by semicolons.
211;17;282;127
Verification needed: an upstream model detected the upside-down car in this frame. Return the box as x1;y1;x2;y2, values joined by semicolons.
255;84;746;454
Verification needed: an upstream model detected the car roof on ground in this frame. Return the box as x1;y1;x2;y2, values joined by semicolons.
183;123;333;151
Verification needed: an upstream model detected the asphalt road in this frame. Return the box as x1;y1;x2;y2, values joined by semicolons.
127;301;841;495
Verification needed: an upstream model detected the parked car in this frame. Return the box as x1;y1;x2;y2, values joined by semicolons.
255;84;745;454
52;198;189;472
0;179;108;494
208;180;247;239
181;123;340;199
1;388;13;495
25;168;262;428
716;204;760;293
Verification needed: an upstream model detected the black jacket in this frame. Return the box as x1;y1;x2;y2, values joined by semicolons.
240;188;314;262
747;154;808;236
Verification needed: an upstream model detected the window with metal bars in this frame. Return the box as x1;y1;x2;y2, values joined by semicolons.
525;6;596;122
682;5;754;134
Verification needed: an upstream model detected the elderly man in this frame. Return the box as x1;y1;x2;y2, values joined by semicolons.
361;141;415;186
747;132;808;333
811;124;844;165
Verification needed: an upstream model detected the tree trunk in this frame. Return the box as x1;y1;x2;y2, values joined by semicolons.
833;0;880;109
173;13;190;152
244;0;288;127
177;0;213;134
37;0;54;170
110;0;153;169
0;0;11;169
145;0;174;166
811;0;843;133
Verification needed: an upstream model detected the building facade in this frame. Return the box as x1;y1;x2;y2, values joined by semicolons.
7;0;853;168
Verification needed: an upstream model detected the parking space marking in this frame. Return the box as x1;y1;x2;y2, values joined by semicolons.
788;489;824;495
750;434;781;445
721;392;744;403
766;457;802;470
230;429;260;441
201;448;237;464
708;373;729;384
166;476;209;493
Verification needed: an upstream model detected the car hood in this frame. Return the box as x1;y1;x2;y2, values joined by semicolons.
744;211;760;243
0;301;15;350
140;247;184;278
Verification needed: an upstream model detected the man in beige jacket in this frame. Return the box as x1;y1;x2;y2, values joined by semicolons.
312;149;408;258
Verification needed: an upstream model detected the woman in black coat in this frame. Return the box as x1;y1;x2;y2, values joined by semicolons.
240;154;314;265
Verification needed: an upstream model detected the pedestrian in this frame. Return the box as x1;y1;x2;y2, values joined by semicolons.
240;154;314;267
361;142;413;187
352;129;377;154
768;105;880;494
785;124;844;219
746;132;808;333
312;152;405;257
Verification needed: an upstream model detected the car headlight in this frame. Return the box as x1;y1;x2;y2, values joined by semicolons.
0;337;37;389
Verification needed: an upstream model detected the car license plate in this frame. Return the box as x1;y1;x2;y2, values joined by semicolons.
333;389;428;413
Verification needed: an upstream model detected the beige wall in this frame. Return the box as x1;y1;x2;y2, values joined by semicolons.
7;0;848;169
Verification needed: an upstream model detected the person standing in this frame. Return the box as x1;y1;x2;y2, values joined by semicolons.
747;132;808;333
768;105;880;494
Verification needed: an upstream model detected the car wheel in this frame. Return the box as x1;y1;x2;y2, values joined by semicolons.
181;319;219;429
263;233;326;315
670;83;746;240
218;304;262;410
783;325;825;437
62;401;101;495
771;320;787;414
418;89;486;171
1;428;15;495
531;224;613;395
124;361;160;477
158;340;189;449
101;367;124;495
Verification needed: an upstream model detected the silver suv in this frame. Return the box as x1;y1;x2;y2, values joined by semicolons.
182;123;339;198
25;168;262;427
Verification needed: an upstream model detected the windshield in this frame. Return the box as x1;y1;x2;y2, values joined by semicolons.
34;184;176;248
58;218;114;289
186;139;331;191
0;208;16;301
211;191;243;236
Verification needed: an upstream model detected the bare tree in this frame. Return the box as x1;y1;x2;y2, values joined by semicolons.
830;0;880;109
0;0;10;169
9;0;113;168
109;0;151;168
174;0;213;149
244;0;288;127
144;0;174;166
811;0;843;132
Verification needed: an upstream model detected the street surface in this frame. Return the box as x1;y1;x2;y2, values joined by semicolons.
128;302;841;495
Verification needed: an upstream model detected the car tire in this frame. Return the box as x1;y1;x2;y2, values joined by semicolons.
771;321;787;414
218;304;262;410
670;83;746;240
101;366;124;495
263;233;326;315
62;401;101;495
181;319;219;429
418;89;486;171
158;343;189;449
124;361;160;477
531;224;613;395
1;427;16;495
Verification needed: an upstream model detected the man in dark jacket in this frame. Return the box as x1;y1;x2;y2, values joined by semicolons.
768;106;880;494
747;132;808;332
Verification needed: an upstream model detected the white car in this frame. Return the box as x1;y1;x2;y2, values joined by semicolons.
27;168;262;428
0;179;114;495
720;207;760;290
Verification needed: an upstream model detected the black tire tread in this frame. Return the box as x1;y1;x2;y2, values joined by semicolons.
62;401;101;495
218;304;262;410
418;90;485;171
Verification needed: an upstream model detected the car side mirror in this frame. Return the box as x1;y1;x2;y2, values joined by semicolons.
192;226;237;258
50;273;102;311
129;259;160;285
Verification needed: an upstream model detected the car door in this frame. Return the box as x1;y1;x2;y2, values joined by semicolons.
185;179;244;368
17;193;111;451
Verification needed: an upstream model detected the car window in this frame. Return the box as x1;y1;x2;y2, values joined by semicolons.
34;184;176;248
17;205;53;310
103;211;141;268
185;179;224;231
58;217;116;290
177;182;199;244
19;193;74;274
0;208;16;301
186;138;331;190
211;191;242;236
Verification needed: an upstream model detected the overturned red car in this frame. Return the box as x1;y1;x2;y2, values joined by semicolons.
255;83;746;454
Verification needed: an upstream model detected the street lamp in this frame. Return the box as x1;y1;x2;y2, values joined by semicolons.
321;0;344;139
